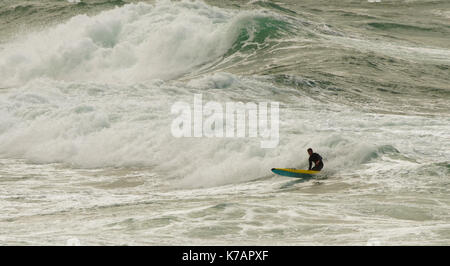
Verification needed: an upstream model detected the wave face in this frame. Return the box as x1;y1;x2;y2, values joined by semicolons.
1;1;247;85
0;0;449;245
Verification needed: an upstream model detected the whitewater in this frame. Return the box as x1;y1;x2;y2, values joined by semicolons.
0;0;449;245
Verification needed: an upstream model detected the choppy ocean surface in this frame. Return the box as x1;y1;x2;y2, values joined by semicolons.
0;0;449;245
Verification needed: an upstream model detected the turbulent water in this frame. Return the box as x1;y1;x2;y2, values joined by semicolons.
0;0;449;245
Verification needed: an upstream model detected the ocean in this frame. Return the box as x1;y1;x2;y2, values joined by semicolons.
0;0;449;245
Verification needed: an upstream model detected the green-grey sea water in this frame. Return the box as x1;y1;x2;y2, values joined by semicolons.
0;0;449;245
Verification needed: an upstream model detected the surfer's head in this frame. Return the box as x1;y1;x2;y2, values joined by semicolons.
307;148;313;155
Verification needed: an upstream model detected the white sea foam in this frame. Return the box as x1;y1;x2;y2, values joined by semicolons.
0;0;449;246
0;1;277;87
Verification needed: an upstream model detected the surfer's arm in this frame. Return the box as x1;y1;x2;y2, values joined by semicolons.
308;158;312;170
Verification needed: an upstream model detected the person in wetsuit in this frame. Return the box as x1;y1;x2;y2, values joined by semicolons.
307;148;323;171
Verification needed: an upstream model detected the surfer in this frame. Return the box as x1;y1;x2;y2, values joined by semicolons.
307;148;323;171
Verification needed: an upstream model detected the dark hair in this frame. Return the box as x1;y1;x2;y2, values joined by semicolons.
307;148;313;152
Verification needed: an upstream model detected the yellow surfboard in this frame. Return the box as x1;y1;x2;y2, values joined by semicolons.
271;168;320;178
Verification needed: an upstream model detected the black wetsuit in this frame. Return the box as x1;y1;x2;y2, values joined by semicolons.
308;153;324;171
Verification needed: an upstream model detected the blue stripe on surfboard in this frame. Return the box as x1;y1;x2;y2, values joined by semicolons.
271;168;317;178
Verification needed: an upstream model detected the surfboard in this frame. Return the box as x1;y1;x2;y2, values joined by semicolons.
271;168;319;178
